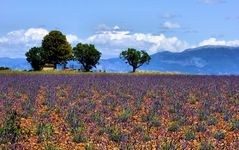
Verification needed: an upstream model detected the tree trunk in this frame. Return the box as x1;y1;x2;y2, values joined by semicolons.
54;63;57;69
85;67;90;72
63;63;67;69
132;66;136;73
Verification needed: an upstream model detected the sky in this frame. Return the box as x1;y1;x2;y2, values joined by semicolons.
0;0;239;58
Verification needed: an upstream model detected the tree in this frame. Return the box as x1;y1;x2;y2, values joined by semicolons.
73;43;101;72
25;47;46;71
120;48;151;72
42;30;72;69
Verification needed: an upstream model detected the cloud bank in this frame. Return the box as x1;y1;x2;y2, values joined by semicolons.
199;38;239;47
0;27;238;58
0;28;80;58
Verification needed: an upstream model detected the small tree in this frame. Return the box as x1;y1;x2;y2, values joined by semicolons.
25;47;46;71
120;48;151;72
73;43;101;72
42;30;72;69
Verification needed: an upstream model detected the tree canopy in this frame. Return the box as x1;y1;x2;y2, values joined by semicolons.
73;43;101;72
120;48;151;72
42;30;72;68
25;47;46;71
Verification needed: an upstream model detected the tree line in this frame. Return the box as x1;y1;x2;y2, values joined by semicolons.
26;30;151;72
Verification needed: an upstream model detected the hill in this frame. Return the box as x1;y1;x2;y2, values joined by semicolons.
1;46;239;74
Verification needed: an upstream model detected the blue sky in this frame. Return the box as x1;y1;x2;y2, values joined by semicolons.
0;0;239;58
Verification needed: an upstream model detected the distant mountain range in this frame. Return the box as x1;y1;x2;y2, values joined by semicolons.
1;45;239;75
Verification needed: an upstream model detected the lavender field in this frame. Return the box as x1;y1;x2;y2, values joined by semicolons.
0;73;239;149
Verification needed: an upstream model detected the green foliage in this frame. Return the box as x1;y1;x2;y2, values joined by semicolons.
85;144;95;150
66;107;82;130
198;112;208;121
142;134;151;142
167;124;180;132
0;67;10;70
184;131;195;140
120;48;151;72
72;134;88;143
21;98;35;118
231;119;239;131
73;43;101;72
44;144;58;150
118;108;132;122
25;47;46;70
149;115;161;127
134;125;144;133
42;30;72;68
214;130;226;140
36;122;54;142
199;141;215;150
196;124;207;132
207;117;218;126
108;127;123;142
0;110;22;144
161;141;177;150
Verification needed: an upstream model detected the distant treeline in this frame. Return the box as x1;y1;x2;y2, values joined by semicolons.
0;67;10;70
26;30;151;72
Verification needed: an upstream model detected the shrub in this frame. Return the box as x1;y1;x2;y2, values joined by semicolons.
118;108;132;122
161;141;177;150
44;144;58;150
198;112;208;121
184;131;195;140
196;124;207;132
0;67;10;70
109;127;123;142
150;115;161;127
72;134;88;143
207;117;218;126
168;124;180;132
223;112;233;122
91;112;101;122
0;110;22;144
134;125;144;133
141;111;161;127
66;107;82;130
231;119;239;131
85;144;95;150
189;95;197;104
71;125;87;143
143;134;151;142
36;122;54;142
199;141;215;150
214;131;226;140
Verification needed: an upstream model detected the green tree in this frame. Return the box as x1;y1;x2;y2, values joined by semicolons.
42;30;72;69
25;47;46;71
73;43;101;72
120;48;151;72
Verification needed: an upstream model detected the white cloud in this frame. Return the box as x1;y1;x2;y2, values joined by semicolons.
0;28;80;58
86;27;189;58
0;28;48;45
199;38;239;47
1;27;239;59
162;21;181;29
66;34;80;44
113;26;120;30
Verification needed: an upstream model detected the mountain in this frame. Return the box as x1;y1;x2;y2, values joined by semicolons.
99;46;239;74
143;46;239;74
1;46;239;75
0;57;31;70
